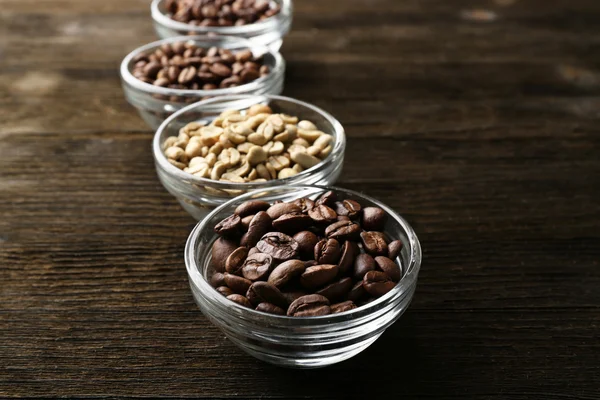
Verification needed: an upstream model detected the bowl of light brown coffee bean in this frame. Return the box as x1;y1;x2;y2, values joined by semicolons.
153;95;345;220
185;185;421;368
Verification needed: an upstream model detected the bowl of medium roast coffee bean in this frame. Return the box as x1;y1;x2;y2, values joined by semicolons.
185;185;421;368
151;0;292;51
153;95;346;221
120;35;284;129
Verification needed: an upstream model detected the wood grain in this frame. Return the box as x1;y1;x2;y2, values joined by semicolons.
1;0;599;398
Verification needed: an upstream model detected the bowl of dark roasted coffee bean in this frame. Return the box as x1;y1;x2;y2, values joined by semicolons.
151;0;292;51
120;35;284;129
154;95;345;221
185;185;421;367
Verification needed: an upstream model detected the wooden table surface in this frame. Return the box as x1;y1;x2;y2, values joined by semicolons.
1;0;599;398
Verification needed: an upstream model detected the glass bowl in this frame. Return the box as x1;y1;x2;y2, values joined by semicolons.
120;35;285;130
153;95;346;220
151;0;293;51
185;185;422;368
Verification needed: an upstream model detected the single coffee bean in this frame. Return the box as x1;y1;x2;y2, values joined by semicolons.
227;294;252;308
325;220;361;242
362;207;387;231
235;199;270;217
225;246;248;275
178;66;197;84
216;286;234;297
388;239;403;260
223;273;252;294
371;231;390;243
246;281;288;308
316;277;353;302
337;215;351;222
315;190;337;206
281;290;307;304
287;294;331;317
374;256;402;282
353;253;376;280
291;197;315;213
293;231;319;256
266;202;301;220
363;271;396;297
308;204;337;223
300;264;339;289
268;259;306;288
256;302;285;315
242;252;273;281
214;214;241;235
241;214;254;229
331;300;357;314
338;241;360;275
240;211;271;247
256;232;299;261
210;237;238;273
314;238;341;264
272;213;313;233
333;199;362;218
347;281;367;302
210;272;226;287
360;231;389;256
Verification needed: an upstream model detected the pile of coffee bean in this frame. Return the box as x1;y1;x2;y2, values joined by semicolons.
208;191;404;317
131;41;268;91
163;104;333;182
165;0;281;27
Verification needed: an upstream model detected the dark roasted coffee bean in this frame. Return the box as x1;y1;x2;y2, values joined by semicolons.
331;300;357;314
241;68;260;83
241;252;273;281
316;277;353;302
388;239;403;260
240;211;271;247
248;247;259;256
333;200;361;218
353;253;376;280
314;238;341;264
154;77;170;87
272;213;312;233
216;286;234;297
225;246;248;275
347;281;367;302
227;294;253;308
256;232;298;261
178;66;197;84
214;214;241;235
224;273;252;294
166;0;280;27
210;237;238;272
291;197;315;213
362;207;387;231
281;290;307;304
337;215;351;222
210;63;232;77
256;302;285;315
308;204;337;223
241;214;254;229
210;272;226;287
293;231;319;256
268;259;305;288
300;264;339;289
246;281;287;308
361;231;389;256
143;62;162;78
338;241;359;275
304;260;318;268
266;202;301;220
315;190;337;206
325;220;361;242
363;271;396;297
287;294;331;317
374;256;401;282
235;199;270;217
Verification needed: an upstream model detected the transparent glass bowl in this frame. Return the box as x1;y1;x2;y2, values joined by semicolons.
185;185;422;368
151;0;293;51
120;35;285;130
154;95;346;221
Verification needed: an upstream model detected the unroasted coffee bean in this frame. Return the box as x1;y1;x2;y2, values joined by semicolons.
242;252;273;281
256;232;299;261
362;207;387;231
268;259;306;288
214;214;241;236
338;241;359;275
374;256;401;282
225;246;248;275
314;238;341;264
210;272;226;287
210;237;238;272
388;239;403;260
353;253;376;280
266;202;301;220
325;220;361;242
224;273;252;294
293;231;319;256
347;281;367;302
315;190;337;206
256;302;285;315
287;294;331;317
272;213;312;233
216;286;234;297
334;200;361;218
360;231;389;256
316;277;353;301
240;211;271;247
363;271;395;297
291;198;315;213
227;294;252;308
308;204;337;223
235;200;270;217
331;300;357;314
246;281;287;308
300;264;338;289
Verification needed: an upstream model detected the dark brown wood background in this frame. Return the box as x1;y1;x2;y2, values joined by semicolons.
1;0;599;398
